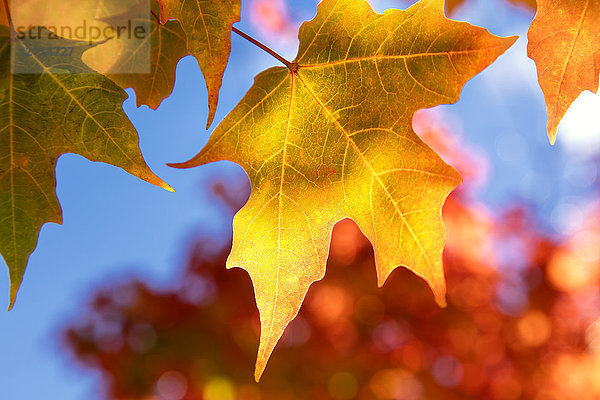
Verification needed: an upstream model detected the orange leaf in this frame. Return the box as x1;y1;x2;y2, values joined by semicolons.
528;0;600;144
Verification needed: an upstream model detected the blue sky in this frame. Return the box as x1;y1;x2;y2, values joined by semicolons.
1;0;600;398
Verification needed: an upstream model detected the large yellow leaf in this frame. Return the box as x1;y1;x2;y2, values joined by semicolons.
159;0;240;128
528;0;600;144
102;1;188;109
0;27;172;308
171;0;515;380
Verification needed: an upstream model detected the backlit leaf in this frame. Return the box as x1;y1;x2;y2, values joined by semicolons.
528;0;600;144
171;0;516;380
159;0;241;128
0;27;172;308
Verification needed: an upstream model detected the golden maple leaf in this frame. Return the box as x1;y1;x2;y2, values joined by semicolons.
171;0;516;380
159;0;240;128
528;0;600;144
0;26;172;309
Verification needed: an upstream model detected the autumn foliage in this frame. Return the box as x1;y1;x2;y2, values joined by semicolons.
2;0;600;388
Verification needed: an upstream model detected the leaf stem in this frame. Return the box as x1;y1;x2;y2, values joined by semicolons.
150;10;161;25
232;26;297;72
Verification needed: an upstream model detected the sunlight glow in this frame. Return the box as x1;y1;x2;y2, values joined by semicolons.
558;90;600;156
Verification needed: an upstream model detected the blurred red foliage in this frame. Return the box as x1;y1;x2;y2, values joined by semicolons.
62;110;600;400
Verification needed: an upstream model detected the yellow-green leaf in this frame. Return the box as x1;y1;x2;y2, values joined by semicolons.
528;0;600;144
102;1;188;109
0;26;172;308
171;0;515;380
159;0;240;127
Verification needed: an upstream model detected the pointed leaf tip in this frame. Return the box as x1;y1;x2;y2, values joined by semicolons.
548;127;558;145
206;102;217;130
254;346;270;382
144;173;175;193
166;162;187;169
435;293;448;308
254;366;263;383
8;285;18;311
162;183;176;193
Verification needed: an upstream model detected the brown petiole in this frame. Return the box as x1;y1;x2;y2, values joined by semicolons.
232;26;298;73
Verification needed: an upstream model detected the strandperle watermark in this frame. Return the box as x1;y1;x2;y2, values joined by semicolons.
15;19;149;44
10;0;151;74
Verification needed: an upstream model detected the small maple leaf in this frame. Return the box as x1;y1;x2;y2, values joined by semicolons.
101;0;188;109
528;0;600;144
171;0;516;380
158;0;240;128
0;26;172;309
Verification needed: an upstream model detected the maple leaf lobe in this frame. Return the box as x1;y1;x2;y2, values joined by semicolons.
159;0;241;128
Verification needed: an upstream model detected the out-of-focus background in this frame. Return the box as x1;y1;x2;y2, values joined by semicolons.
1;0;600;399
